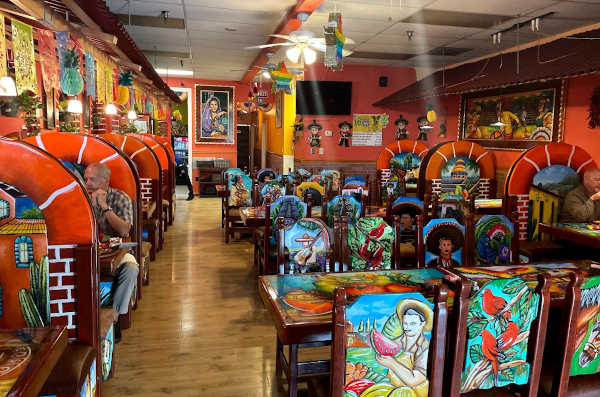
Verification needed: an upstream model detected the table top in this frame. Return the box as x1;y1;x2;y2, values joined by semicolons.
239;206;265;227
474;198;503;209
364;205;387;218
450;261;598;299
260;268;444;329
0;327;67;397
539;222;600;248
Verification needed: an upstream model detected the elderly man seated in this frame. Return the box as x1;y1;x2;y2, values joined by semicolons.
84;163;139;342
560;168;600;223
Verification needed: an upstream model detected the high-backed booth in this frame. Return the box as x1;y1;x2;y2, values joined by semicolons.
0;138;102;396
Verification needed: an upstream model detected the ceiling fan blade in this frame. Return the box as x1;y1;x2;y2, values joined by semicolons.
344;38;356;45
342;49;353;56
309;42;326;52
268;34;293;40
244;43;291;49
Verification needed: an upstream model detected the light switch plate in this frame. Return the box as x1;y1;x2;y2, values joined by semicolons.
325;130;332;136
319;148;324;155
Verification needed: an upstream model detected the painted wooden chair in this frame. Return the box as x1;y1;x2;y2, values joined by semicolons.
322;194;363;227
445;273;551;397
254;195;308;275
540;272;600;397
307;283;450;397
340;216;401;271
276;217;334;274
319;169;343;199
258;180;286;205
221;167;245;228
294;167;313;183
224;170;254;243
0;139;108;396
504;143;597;262
297;181;325;217
376;139;429;201
473;214;520;266
343;175;370;206
256;167;278;184
383;197;425;265
378;169;407;207
417;216;472;268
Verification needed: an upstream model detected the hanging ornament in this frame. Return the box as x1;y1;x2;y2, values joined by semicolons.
270;62;294;94
426;103;437;122
116;71;133;105
12;19;37;95
60;47;83;96
36;29;59;93
85;51;96;101
324;12;345;71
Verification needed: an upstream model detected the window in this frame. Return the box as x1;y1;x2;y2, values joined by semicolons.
14;236;33;268
0;199;8;220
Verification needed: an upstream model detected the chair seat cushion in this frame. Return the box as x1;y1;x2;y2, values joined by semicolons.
306;375;329;397
39;342;96;395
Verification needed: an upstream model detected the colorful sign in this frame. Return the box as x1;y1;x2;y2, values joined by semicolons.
352;114;388;146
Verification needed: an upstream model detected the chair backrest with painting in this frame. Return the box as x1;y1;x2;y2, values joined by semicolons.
347;217;394;271
270;195;308;239
256;168;277;184
391;197;424;245
296;181;324;207
455;276;549;396
330;286;448;397
278;218;332;274
320;169;342;196
227;172;253;207
260;181;286;205
326;194;362;226
294;168;312;182
474;215;516;265
422;218;465;268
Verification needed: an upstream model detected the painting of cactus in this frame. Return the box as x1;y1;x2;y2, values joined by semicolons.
18;256;50;327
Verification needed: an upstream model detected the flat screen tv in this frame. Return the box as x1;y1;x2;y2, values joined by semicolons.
296;81;352;115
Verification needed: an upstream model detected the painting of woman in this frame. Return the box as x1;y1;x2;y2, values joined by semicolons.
196;85;234;143
201;96;228;138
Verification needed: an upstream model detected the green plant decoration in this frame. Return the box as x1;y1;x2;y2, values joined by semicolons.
16;90;42;136
60;48;84;96
19;256;50;327
587;86;600;129
119;120;137;134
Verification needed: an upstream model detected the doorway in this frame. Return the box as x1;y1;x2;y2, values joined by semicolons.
237;124;250;171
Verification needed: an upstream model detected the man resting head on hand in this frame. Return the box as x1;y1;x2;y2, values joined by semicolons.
560;168;600;223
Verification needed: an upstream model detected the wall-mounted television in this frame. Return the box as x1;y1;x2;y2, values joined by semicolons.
296;81;352;115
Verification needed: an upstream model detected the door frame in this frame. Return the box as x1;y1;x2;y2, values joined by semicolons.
236;123;252;171
169;86;193;176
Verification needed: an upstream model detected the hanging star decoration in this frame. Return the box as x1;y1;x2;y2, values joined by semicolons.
270;62;294;94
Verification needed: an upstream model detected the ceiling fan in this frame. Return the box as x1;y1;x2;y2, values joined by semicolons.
230;53;304;80
244;12;355;64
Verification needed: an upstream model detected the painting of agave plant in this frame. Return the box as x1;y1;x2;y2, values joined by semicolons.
18;256;50;327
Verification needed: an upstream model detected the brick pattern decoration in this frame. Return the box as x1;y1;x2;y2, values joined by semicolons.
379;169;392;186
513;194;530;241
294;160;378;181
140;178;152;202
48;244;78;338
431;178;492;199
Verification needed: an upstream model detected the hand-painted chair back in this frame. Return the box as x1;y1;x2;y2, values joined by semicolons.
331;286;449;397
381;175;406;207
343;176;369;202
474;215;516;265
276;174;295;184
278;218;332;274
270;195;307;230
391;197;423;245
260;180;286;204
436;196;468;225
347;217;394;271
326;194;362;226
226;167;245;176
296;181;324;207
256;168;277;183
320;169;341;194
569;275;600;377
422;218;465;268
227;172;252;207
294;168;312;182
459;276;547;394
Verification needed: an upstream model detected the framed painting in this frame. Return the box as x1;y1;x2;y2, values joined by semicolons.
458;80;566;150
275;91;283;128
195;84;235;144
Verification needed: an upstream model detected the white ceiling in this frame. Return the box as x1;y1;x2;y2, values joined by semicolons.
106;0;600;81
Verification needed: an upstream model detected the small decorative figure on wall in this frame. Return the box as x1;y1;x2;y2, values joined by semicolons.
439;120;447;138
293;115;304;145
416;116;431;141
393;115;409;140
307;120;322;154
587;86;600;129
337;120;352;147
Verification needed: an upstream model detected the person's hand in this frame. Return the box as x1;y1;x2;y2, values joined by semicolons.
92;189;108;210
218;124;225;132
375;353;395;368
592;191;600;201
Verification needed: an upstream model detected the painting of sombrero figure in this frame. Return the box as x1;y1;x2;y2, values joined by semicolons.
423;218;465;268
283;218;330;273
348;217;394;271
475;215;514;265
344;292;433;396
196;85;234;144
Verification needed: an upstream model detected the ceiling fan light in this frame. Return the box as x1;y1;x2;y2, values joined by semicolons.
303;47;317;65
67;99;83;114
286;47;301;63
262;71;271;79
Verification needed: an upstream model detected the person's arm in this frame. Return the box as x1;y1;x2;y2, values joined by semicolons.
563;190;599;223
102;209;131;237
375;354;427;387
93;190;132;237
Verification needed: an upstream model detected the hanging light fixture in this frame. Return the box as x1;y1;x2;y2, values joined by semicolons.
0;76;17;96
105;103;118;115
302;47;317;65
286;47;301;63
127;109;137;120
67;99;83;114
262;71;271;79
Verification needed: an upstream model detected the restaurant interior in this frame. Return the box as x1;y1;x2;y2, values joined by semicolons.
0;0;600;396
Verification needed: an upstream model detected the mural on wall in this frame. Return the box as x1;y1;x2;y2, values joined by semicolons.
343;292;433;396
527;165;580;241
440;157;481;198
196;84;235;144
394;115;409;140
570;276;600;376
0;183;48;329
306;120;323;154
338;121;353;147
348;217;394;271
461;278;540;393
459;81;564;149
227;173;252;207
283;218;330;273
423;219;465;268
326;194;361;226
171;89;189;137
475;215;515;265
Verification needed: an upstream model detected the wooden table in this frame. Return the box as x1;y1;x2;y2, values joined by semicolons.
539;222;600;249
239;207;266;228
364;205;386;218
0;327;67;397
474;198;503;215
259;268;445;396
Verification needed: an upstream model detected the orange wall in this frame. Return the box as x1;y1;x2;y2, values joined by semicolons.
294;63;417;162
163;76;250;168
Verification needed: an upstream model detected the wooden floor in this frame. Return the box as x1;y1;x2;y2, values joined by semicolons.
103;197;291;396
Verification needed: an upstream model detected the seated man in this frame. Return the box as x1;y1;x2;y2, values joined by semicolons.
560;168;600;223
84;163;139;342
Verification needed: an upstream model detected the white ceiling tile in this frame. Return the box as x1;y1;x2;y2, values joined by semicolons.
426;0;556;16
186;21;274;35
109;0;184;18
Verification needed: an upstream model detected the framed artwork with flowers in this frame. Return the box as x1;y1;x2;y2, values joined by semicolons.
458;80;566;150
